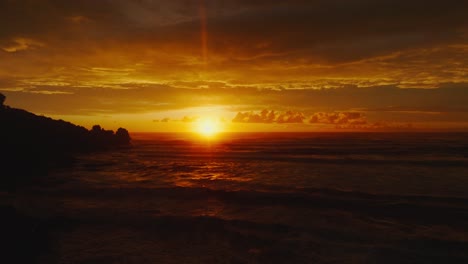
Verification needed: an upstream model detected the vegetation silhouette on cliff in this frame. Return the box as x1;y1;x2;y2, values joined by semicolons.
0;93;131;190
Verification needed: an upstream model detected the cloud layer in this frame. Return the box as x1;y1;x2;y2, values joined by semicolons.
0;0;466;85
0;1;467;130
233;110;366;125
233;110;306;124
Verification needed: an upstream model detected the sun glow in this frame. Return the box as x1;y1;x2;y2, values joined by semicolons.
195;118;221;137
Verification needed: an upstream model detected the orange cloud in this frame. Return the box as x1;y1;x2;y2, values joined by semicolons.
309;112;367;125
1;37;44;52
233;110;365;125
233;110;305;124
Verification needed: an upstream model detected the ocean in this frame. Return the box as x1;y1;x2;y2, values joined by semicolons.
18;133;468;263
55;132;468;197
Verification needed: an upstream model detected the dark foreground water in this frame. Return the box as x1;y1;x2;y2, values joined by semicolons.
8;133;468;263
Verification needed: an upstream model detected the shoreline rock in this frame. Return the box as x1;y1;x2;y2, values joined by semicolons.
0;93;131;191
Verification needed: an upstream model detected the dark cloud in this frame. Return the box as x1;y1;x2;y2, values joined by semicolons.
0;1;465;87
203;1;467;63
231;108;417;130
232;109;305;123
309;112;367;125
1;0;466;61
233;109;368;126
232;109;282;123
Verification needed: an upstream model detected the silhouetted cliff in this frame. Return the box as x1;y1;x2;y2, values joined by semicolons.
0;93;131;190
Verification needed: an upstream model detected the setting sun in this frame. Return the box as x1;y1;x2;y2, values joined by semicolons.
195;118;222;137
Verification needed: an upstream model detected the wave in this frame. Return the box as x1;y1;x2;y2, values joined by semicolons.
25;185;468;228
9;184;468;263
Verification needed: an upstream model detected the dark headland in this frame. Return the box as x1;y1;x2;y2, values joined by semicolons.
0;93;130;191
1;93;130;263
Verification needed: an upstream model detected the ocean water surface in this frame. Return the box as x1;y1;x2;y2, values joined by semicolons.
21;132;468;263
55;132;468;197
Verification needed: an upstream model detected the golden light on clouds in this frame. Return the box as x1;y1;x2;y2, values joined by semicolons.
1;37;44;53
0;0;467;132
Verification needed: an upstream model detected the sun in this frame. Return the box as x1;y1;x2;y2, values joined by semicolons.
195;118;221;137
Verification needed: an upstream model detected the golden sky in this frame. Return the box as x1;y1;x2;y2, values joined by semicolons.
1;0;467;132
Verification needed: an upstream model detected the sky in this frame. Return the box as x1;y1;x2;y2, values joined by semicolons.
1;0;467;132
